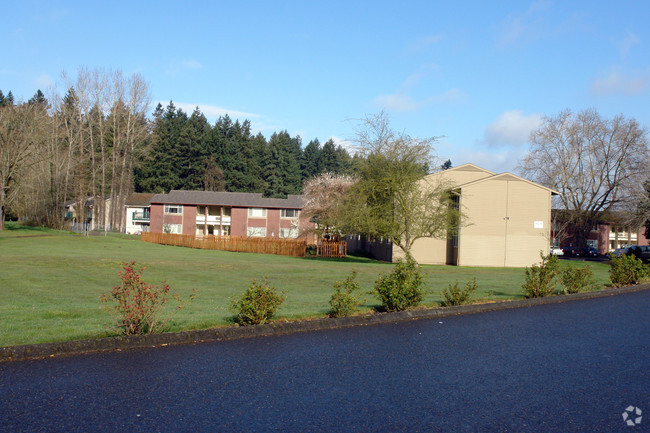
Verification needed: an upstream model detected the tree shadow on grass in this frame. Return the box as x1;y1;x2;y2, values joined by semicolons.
4;222;52;232
300;255;393;265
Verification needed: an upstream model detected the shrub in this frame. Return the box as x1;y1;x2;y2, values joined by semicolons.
440;278;478;307
329;271;364;318
374;257;425;311
559;265;596;294
522;252;559;298
100;261;196;335
609;254;648;287
230;278;285;325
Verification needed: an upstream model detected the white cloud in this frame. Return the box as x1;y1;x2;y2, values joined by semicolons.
408;34;444;52
373;93;418;111
166;101;261;121
35;74;54;89
181;59;203;70
482;110;542;147
620;31;640;58
590;69;650;95
330;135;358;155
449;147;527;174
496;0;551;48
165;59;203;75
372;65;464;112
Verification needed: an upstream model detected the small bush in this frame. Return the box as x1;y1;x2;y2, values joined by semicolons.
440;278;478;307
374;257;425;312
559;265;596;294
100;261;196;335
329;271;364;318
609;254;648;287
522;252;559;298
230;278;285;325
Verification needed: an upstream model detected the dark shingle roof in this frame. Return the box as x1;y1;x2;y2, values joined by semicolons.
150;190;304;209
125;193;156;206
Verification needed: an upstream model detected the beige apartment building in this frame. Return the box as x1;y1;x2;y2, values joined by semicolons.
352;163;559;267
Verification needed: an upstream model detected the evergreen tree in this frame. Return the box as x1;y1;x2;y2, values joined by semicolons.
262;131;302;197
301;138;322;180
134;101;187;192
320;139;340;173
28;89;48;107
441;159;452;170
203;156;226;191
334;144;354;174
176;107;210;189
0;90;6;107
6;91;14;106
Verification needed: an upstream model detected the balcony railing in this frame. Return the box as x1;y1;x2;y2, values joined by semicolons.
132;211;150;221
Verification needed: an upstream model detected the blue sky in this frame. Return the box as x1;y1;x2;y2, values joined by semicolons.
3;0;649;173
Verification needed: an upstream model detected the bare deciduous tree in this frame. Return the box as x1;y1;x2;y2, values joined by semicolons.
519;109;649;246
0;103;48;229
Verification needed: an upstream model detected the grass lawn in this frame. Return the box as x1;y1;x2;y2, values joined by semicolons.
0;222;614;346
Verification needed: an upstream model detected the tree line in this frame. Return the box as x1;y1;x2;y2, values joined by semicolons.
0;69;356;231
135;102;357;196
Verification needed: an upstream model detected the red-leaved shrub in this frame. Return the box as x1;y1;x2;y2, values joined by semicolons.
100;261;196;335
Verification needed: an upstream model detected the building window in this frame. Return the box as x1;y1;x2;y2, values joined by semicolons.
197;206;205;216
208;206;220;216
248;208;267;217
281;209;299;218
163;224;182;234
247;227;266;237
280;228;298;238
164;204;183;215
223;207;231;217
586;240;598;248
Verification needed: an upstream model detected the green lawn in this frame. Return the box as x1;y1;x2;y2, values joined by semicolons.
0;222;613;346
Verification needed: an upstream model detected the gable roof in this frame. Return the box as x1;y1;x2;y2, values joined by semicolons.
125;193;155;207
454;172;560;195
151;190;305;209
445;163;495;175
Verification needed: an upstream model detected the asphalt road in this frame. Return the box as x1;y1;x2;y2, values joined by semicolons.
1;290;648;432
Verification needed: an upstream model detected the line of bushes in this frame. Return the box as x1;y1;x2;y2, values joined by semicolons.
522;252;649;299
101;253;649;335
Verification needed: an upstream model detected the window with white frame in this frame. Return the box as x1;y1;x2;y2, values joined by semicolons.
248;208;267;217
247;227;266;237
163;224;182;234
281;209;299;218
280;228;298;238
164;204;183;214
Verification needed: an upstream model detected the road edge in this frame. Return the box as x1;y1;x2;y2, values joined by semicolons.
2;284;649;362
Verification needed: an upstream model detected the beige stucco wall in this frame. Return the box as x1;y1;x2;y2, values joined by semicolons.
458;177;551;267
393;237;448;264
390;165;553;268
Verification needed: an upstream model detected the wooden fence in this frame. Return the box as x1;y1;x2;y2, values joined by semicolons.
141;232;307;257
317;241;347;258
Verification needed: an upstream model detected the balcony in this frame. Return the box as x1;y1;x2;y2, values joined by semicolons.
132;211;150;221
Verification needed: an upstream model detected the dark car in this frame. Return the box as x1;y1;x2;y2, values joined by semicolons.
628;245;650;263
578;246;600;257
561;246;579;257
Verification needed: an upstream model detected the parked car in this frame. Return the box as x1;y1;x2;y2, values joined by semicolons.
561;246;582;257
610;245;650;263
550;247;564;256
610;246;633;258
628;245;650;263
578;246;600;257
